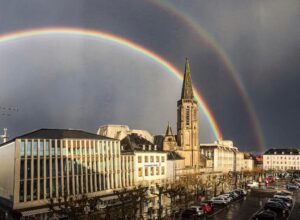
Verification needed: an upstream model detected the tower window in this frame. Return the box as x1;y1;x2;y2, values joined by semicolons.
186;106;190;126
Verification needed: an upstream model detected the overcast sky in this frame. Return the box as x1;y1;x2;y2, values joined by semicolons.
0;0;299;152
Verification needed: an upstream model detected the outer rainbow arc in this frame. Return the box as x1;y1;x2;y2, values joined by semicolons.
150;0;265;151
0;27;223;140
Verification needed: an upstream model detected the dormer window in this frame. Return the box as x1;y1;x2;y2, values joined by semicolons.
282;152;284;155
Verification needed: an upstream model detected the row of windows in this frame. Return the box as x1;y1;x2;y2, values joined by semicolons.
20;139;119;158
138;166;165;177
266;161;300;165
20;173;120;202
137;155;165;163
20;158;121;181
265;156;300;160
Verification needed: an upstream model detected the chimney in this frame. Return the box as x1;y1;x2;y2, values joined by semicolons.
1;128;9;143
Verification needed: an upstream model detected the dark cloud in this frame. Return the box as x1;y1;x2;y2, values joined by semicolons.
0;0;299;152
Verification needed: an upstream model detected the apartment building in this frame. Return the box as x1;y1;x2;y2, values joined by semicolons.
200;140;246;173
263;148;300;171
120;133;167;186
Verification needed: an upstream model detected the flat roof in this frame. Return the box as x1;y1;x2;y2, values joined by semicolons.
0;128;117;147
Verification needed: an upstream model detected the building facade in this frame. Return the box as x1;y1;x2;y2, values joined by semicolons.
200;140;246;173
263;148;300;171
120;133;167;186
0;129;133;213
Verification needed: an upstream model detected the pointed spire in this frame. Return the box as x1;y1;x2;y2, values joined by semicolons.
181;58;194;99
165;122;173;136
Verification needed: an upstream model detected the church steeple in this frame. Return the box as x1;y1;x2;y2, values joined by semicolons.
177;58;199;167
165;122;173;136
181;58;194;99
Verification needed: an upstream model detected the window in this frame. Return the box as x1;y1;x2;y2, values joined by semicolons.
57;141;61;156
150;156;154;163
150;167;154;176
138;168;142;177
34;140;38;157
145;167;149;176
27;141;32;157
40;160;44;177
20;141;25;158
20;160;25;179
161;167;165;175
51;141;55;156
46;141;50;156
27;160;31;178
19;181;24;202
161;156;165;162
138;156;142;163
186;106;190;126
156;156;159;163
156;167;160;175
40;141;44;156
145;156;148;163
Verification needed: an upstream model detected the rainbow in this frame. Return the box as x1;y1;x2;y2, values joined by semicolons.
150;0;265;151
0;27;223;140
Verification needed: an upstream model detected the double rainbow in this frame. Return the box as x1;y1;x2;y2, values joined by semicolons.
0;27;223;140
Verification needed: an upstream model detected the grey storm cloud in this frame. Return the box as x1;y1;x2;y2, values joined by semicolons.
0;0;299;151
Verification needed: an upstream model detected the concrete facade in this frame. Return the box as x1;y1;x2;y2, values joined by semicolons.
0;129;134;213
263;148;300;171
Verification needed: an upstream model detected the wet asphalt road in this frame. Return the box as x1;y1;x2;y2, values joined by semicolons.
202;189;300;220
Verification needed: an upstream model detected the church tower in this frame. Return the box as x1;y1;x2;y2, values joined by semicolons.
163;122;177;151
177;58;200;167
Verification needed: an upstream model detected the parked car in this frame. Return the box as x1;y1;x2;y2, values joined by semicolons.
286;183;299;190
268;198;292;209
217;194;233;202
210;197;229;205
181;208;202;220
247;181;259;188
234;188;247;196
266;177;275;184
200;202;213;214
202;200;214;211
273;193;293;201
189;206;205;217
252;209;278;220
264;201;289;216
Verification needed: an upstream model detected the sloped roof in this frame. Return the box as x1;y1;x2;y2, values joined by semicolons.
121;133;163;152
264;148;300;155
167;151;184;160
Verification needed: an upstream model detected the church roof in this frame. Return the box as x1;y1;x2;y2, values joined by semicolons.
181;58;194;99
165;122;173;136
121;133;163;152
167;151;184;160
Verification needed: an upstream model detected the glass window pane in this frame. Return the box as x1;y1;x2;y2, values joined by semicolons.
46;141;50;156
20;140;25;158
34;140;38;157
40;141;44;156
27;141;32;157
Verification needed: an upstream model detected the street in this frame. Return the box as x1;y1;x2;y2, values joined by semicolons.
202;189;300;220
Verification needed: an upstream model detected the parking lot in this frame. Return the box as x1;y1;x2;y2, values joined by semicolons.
181;178;300;220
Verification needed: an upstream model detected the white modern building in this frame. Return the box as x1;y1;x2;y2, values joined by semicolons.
0;128;134;218
263;148;300;171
